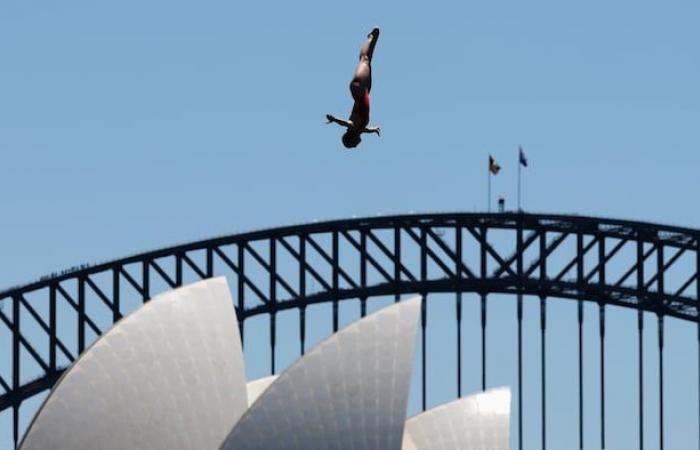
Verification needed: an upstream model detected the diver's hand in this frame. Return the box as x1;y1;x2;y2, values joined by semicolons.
373;127;381;137
327;115;352;128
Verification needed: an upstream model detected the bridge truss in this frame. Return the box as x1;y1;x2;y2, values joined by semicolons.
1;212;699;449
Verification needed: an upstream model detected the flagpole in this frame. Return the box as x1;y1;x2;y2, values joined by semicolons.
488;169;491;212
518;148;521;211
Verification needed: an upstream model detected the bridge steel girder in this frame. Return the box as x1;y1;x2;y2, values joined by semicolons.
1;212;699;448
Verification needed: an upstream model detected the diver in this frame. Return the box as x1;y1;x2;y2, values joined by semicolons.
326;27;381;148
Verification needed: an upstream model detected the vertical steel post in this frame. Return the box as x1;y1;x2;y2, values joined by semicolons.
237;244;245;348
332;231;339;332
206;247;214;278
658;313;664;450
576;233;584;450
142;259;150;303
13;405;18;450
540;230;547;450
49;285;57;371
360;229;367;317
299;235;306;355
657;243;664;450
540;295;547;450
12;294;20;450
175;253;182;287
112;267;121;323
637;238;645;450
78;277;85;354
480;225;487;392
481;293;487;392
599;303;606;449
598;236;606;449
421;226;427;411
456;225;463;397
394;226;401;302
421;295;427;411
269;312;276;375
299;306;306;356
516;220;524;450
270;239;276;375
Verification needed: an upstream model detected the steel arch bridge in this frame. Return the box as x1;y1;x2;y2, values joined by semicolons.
1;212;699;449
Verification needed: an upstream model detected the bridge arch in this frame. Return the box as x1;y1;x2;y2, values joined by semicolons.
1;212;699;448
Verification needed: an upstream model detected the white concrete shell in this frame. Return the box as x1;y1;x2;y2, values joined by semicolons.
220;297;423;450
20;277;248;450
245;376;278;407
402;387;511;450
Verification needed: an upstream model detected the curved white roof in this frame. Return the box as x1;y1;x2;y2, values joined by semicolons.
220;297;422;450
402;387;511;450
245;375;278;407
20;277;248;450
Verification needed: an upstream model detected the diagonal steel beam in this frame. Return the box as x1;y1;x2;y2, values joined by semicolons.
465;226;518;278
340;230;393;283
244;242;299;299
150;259;177;288
673;273;697;298
119;266;146;297
305;235;358;290
0;310;50;374
403;226;456;278
84;276;116;312
18;295;73;362
493;231;540;278
585;238;628;282
424;227;477;278
524;232;569;278
0;375;10;393
366;230;417;282
554;236;599;282
278;237;333;292
55;284;101;336
645;246;686;291
181;253;207;279
212;247;271;304
614;245;655;288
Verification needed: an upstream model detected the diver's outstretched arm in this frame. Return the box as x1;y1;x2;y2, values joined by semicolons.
326;114;353;128
359;27;380;62
362;126;381;136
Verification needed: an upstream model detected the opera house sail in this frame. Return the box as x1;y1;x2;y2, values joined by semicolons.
19;278;248;450
402;387;511;450
245;375;278;407
18;277;511;450
220;297;422;450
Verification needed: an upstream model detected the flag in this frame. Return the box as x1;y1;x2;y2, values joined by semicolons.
489;155;501;175
519;146;528;167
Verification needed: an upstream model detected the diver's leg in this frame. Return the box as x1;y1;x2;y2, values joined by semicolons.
349;27;379;102
359;27;380;63
351;28;379;98
349;77;366;101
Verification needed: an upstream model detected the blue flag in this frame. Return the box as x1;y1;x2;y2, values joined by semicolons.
519;147;528;167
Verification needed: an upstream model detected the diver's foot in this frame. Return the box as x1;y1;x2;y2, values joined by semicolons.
368;27;380;39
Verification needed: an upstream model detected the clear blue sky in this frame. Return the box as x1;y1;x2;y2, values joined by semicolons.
1;0;698;448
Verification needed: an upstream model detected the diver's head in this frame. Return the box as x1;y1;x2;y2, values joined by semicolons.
342;131;361;149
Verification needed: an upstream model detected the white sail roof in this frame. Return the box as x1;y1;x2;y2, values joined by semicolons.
20;277;248;450
245;375;278;407
220;297;422;450
402;387;511;450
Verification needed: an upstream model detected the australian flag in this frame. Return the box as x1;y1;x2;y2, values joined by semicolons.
519;146;528;167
